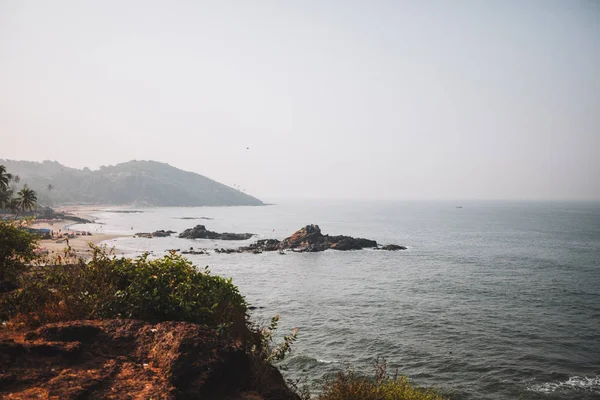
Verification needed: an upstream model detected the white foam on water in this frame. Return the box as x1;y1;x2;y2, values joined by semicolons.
317;359;335;364
528;375;600;394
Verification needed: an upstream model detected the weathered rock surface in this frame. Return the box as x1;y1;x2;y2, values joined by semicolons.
377;244;408;251
179;225;253;241
0;320;299;400
135;230;176;238
240;239;282;253
239;225;403;253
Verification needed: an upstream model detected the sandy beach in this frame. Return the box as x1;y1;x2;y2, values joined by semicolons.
30;206;130;258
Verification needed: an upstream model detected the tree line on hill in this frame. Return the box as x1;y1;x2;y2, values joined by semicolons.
0;159;264;207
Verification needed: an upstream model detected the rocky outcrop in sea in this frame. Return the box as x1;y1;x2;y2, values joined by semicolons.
239;224;406;253
178;225;253;241
135;230;176;238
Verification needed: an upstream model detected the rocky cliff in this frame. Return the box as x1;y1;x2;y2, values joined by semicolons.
0;320;299;400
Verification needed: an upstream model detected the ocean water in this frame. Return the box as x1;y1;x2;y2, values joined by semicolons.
71;200;600;400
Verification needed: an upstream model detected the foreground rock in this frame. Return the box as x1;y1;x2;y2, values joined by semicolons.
239;225;405;253
179;225;253;241
0;320;299;400
135;230;176;238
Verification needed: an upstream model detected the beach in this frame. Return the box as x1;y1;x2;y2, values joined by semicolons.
30;205;129;257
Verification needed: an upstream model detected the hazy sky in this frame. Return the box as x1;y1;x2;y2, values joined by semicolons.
1;1;599;200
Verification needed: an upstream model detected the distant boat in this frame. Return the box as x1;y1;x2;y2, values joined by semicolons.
456;206;463;208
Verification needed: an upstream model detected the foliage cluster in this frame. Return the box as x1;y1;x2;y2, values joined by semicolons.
252;314;299;363
0;220;38;290
3;246;249;338
318;360;447;400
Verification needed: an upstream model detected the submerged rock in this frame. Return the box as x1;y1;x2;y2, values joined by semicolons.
377;244;408;251
0;320;298;399
178;225;253;241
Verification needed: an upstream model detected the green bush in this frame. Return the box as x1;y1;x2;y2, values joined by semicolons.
252;315;298;363
0;220;37;290
6;246;248;337
318;360;447;400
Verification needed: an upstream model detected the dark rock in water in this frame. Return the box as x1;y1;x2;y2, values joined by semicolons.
328;235;377;250
214;248;241;254
248;306;265;310
237;225;395;253
181;249;208;255
238;239;282;253
152;230;175;237
280;224;377;252
135;230;176;238
377;244;408;251
178;225;253;240
0;319;299;399
219;232;254;241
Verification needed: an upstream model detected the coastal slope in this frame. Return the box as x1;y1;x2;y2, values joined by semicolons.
0;160;263;206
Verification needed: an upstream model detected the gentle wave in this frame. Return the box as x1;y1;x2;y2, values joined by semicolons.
528;375;600;394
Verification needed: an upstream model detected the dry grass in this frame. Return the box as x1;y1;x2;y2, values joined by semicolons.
318;360;448;400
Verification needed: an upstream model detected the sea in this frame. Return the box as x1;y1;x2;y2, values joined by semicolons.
70;200;600;400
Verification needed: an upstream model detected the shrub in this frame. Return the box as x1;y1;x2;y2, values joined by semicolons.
5;246;248;338
252;315;298;363
318;360;447;400
0;220;37;291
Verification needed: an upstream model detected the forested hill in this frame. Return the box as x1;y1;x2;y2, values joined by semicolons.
0;160;264;207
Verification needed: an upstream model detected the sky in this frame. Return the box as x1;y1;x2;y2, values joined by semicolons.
1;0;599;201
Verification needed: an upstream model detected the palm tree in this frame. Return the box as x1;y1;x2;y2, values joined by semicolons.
0;165;13;210
0;165;12;192
0;188;11;210
8;198;20;215
14;185;37;217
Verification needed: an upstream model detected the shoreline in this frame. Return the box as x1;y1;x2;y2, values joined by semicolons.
30;205;130;258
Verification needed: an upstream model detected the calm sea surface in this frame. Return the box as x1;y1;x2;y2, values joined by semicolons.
72;200;600;399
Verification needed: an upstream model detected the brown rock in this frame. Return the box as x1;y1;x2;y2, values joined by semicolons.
0;320;299;400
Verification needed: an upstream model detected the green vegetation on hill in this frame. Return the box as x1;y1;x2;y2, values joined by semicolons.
0;159;263;206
